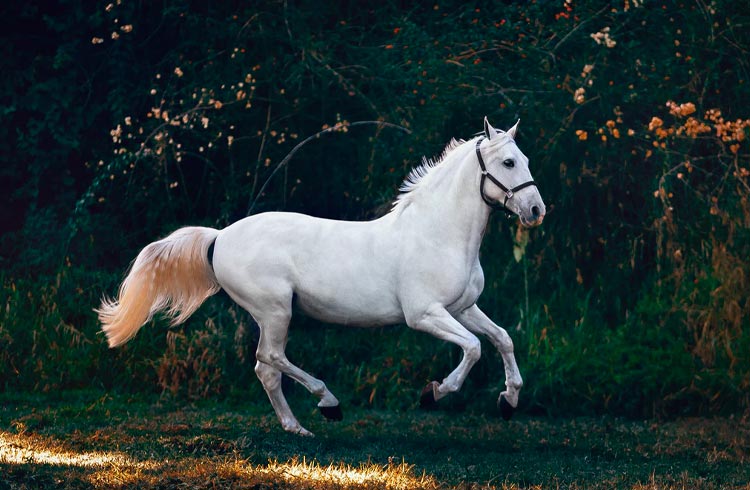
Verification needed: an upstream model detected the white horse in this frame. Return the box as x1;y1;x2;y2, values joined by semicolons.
97;118;545;436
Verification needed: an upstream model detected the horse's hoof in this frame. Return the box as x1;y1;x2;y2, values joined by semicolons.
284;424;314;437
319;404;343;421
297;427;315;437
420;381;440;409
498;394;515;421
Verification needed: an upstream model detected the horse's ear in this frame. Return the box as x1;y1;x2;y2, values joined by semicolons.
483;116;497;140
507;119;520;139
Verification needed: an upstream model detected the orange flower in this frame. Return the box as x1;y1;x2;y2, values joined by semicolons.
666;100;696;117
574;87;585;104
648;117;663;131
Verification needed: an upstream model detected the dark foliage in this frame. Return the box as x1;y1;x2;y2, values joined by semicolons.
1;0;749;418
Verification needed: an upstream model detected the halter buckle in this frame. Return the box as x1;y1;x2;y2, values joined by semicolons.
506;190;514;199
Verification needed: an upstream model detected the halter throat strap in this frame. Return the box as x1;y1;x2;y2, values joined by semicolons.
475;137;537;213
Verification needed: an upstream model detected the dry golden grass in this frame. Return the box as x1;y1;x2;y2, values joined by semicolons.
1;431;439;489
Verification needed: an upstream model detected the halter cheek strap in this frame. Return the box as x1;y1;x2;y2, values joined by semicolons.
475;137;537;214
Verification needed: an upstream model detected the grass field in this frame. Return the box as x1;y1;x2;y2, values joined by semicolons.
1;390;748;489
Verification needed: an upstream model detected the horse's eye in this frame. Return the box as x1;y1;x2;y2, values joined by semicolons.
502;159;515;168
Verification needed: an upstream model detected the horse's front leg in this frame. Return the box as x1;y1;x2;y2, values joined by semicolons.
457;304;523;420
407;304;482;405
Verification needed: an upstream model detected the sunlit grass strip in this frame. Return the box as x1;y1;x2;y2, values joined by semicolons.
0;431;152;469
98;456;443;489
252;457;440;490
0;431;439;489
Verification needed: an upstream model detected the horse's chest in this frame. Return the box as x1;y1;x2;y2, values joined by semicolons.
412;256;484;313
445;264;484;313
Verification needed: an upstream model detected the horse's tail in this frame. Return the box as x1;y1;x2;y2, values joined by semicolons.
97;226;221;348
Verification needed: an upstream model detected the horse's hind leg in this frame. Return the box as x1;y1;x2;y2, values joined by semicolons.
254;309;341;409
238;292;341;434
254;361;313;436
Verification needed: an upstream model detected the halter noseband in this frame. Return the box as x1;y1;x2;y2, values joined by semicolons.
475;136;537;215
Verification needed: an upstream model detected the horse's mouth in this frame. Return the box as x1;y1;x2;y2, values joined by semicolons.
519;214;544;228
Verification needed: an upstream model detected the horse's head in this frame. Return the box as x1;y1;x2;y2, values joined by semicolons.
478;118;546;227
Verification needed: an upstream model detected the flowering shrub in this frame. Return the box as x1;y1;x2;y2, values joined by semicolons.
1;0;748;415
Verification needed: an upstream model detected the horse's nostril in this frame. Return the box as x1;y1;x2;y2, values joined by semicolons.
531;205;541;218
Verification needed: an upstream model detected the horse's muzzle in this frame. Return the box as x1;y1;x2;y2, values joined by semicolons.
519;204;545;227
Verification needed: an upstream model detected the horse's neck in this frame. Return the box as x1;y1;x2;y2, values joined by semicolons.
396;141;491;257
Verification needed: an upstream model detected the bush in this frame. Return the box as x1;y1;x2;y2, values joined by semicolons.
1;0;748;417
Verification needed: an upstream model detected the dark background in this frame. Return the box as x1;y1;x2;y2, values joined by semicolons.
1;0;748;418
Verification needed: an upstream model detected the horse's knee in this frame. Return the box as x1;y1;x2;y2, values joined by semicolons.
466;337;482;362
497;330;514;354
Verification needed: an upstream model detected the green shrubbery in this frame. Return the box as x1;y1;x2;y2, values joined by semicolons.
1;0;748;417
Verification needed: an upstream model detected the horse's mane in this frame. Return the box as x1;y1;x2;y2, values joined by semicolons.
392;138;465;211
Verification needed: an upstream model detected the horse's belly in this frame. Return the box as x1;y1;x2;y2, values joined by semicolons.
294;285;404;327
292;260;404;326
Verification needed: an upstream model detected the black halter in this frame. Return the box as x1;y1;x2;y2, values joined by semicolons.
475;137;537;215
